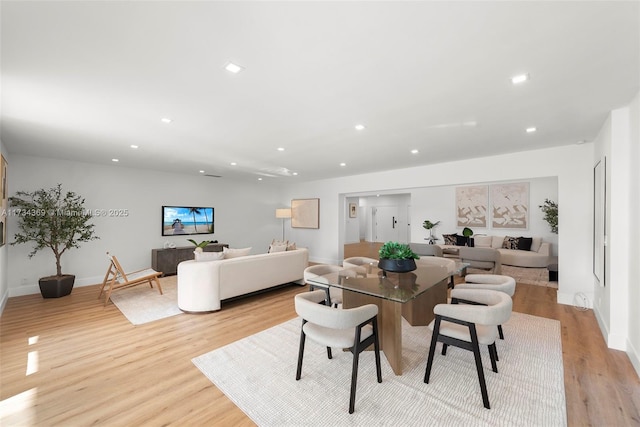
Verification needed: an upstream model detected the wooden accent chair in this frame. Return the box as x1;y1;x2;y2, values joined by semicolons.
295;290;382;414
99;252;163;306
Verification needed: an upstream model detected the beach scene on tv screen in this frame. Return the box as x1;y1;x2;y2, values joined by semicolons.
163;206;214;236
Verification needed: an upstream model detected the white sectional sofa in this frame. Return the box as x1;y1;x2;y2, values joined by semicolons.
177;248;308;312
438;235;550;268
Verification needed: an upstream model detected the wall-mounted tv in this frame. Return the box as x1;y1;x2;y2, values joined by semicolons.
162;206;214;236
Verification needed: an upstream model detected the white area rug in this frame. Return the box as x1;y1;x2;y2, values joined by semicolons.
501;265;556;288
193;312;566;426
109;276;182;325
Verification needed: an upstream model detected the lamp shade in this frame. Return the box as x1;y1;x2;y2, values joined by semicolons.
275;208;292;219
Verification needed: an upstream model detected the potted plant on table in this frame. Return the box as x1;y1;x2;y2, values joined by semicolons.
9;184;99;298
422;220;440;244
187;239;213;253
378;241;419;274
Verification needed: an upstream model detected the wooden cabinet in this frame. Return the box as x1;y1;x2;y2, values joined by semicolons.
151;243;228;276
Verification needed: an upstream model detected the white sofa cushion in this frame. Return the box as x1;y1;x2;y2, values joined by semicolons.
194;251;225;262
474;235;493;248
223;247;252;259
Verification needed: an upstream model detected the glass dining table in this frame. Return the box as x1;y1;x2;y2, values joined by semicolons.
306;261;467;375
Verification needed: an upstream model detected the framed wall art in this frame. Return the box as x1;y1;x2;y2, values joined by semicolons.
491;182;529;229
349;202;357;218
291;198;320;229
456;185;488;227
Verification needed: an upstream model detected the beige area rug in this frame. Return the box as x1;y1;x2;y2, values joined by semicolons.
109;276;182;325
500;265;557;289
193;313;566;426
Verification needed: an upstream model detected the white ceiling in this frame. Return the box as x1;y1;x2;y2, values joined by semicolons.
1;1;638;182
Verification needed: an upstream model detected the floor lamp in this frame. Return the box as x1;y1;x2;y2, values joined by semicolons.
275;208;291;241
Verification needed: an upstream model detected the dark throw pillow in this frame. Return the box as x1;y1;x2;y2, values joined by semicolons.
517;237;533;251
455;235;468;246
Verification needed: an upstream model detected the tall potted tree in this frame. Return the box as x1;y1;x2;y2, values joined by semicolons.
9;184;99;298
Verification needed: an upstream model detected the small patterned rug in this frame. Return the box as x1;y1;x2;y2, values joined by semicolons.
193;313;566;426
500;265;557;289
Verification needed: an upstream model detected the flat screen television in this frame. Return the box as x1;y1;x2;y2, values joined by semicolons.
162;206;214;236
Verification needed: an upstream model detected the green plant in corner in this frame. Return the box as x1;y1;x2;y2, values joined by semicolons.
9;184;99;297
378;241;419;260
539;199;558;234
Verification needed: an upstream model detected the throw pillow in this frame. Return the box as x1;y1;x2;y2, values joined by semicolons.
455;235;468;246
442;234;457;245
474;235;492;248
517;237;533;251
271;239;288;246
223;247;252;259
286;242;297;251
268;243;288;253
194;251;225;262
502;236;519;250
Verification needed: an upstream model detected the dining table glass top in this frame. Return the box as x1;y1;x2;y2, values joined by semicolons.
307;264;455;304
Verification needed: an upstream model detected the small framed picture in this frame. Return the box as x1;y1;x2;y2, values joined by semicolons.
349;202;357;218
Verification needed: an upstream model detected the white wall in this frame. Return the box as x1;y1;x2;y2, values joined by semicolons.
593;92;640;376
281;144;593;307
5;155;283;298
408;177;558;253
629;92;640;375
0;141;8;312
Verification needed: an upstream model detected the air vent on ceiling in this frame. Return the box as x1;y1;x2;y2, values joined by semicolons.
204;173;222;178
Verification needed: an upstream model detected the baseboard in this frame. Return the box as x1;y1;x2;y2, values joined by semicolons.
8;274;105;297
593;303;627;351
556;291;593;308
627;338;640;379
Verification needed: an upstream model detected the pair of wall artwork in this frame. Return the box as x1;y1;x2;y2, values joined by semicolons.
456;182;529;229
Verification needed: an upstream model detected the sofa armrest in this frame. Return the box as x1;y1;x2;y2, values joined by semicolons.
537;242;550;256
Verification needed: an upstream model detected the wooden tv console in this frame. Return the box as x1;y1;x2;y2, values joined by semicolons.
151;243;228;276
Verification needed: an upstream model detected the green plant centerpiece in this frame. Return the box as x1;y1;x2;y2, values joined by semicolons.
187;239;212;253
422;220;440;244
9;184;99;298
378;241;419;274
539;199;558;234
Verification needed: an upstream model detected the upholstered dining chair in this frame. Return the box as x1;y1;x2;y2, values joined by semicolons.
415;255;457;288
423;288;512;409
458;247;502;275
295;290;382;414
343;256;379;276
455;274;516;340
304;264;356;307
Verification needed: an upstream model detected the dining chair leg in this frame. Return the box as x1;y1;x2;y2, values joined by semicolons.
488;343;498;373
498;324;505;340
296;328;306;381
441;343;448;356
469;325;490;409
424;317;441;383
373;318;382;383
348;328;363;414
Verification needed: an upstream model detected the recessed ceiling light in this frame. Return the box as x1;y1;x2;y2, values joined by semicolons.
161;118;172;123
340;163;347;167
258;178;263;181
111;158;119;162
511;74;529;85
230;162;237;166
277;147;285;151
130;145;139;149
199;170;205;174
411;149;419;154
224;62;244;74
292;172;298;176
355;124;366;131
526;127;537;133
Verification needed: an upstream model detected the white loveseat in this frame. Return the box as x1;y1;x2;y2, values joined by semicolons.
438;235;550;268
177;248;308;312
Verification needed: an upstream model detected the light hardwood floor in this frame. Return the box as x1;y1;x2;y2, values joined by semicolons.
1;242;639;426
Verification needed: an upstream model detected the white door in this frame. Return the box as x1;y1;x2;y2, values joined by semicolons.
373;207;400;242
